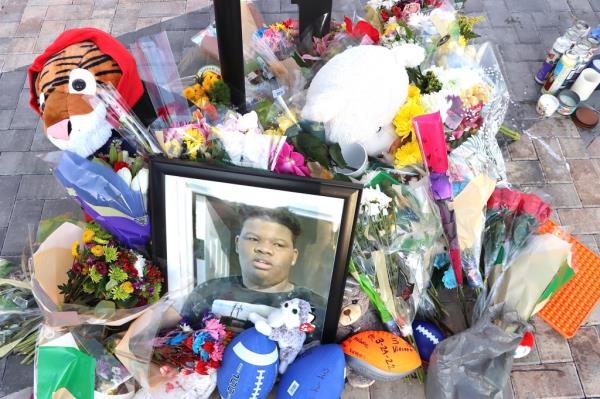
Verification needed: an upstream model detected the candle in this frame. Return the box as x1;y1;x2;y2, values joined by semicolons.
571;68;600;101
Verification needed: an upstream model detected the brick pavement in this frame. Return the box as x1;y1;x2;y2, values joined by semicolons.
1;0;600;398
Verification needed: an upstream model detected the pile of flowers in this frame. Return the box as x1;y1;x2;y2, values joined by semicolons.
60;222;164;308
254;19;299;60
152;314;231;377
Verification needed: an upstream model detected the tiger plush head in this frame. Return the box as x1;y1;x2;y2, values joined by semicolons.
28;28;145;157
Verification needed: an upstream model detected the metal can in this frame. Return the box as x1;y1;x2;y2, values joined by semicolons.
556;89;580;116
543;50;577;94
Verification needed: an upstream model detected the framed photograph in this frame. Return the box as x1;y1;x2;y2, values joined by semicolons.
149;158;362;343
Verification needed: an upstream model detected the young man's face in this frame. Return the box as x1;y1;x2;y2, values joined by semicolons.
236;217;299;291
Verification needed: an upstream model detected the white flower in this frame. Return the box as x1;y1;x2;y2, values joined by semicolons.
361;187;393;217
421;91;452;122
367;0;394;8
134;254;146;278
407;12;430;29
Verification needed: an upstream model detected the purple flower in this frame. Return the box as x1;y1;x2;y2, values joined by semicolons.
95;261;108;276
86;256;94;266
72;262;83;274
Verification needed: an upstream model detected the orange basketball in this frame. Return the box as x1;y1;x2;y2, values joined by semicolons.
341;330;422;380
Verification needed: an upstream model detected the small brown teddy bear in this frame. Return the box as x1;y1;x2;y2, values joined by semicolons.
336;276;385;388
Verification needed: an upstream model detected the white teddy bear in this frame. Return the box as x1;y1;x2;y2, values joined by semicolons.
302;43;425;157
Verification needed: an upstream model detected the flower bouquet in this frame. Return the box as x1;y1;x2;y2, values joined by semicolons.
60;222;163;309
115;300;230;399
30;221;164;327
54;140;151;250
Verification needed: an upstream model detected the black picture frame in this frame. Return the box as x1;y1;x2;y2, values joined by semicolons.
149;157;362;343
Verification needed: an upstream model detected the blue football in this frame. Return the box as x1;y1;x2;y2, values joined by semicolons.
276;344;346;399
412;320;445;362
217;328;279;399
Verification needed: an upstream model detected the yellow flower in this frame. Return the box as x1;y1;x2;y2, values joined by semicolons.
407;85;421;103
264;128;281;136
458;35;467;48
91;245;105;257
277;116;294;134
82;229;95;244
201;71;219;92
183;128;206;160
182;86;196;100
120;281;134;294
393;100;425;139
394;136;423;169
71;240;80;257
383;23;399;36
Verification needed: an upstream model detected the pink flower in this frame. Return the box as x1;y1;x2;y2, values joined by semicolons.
274;142;311;177
203;318;226;341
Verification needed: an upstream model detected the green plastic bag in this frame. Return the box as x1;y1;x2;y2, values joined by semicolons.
37;346;95;399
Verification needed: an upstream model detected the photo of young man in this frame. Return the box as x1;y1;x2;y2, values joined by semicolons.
181;206;326;338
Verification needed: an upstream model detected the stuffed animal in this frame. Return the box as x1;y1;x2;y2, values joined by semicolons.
301;43;425;157
249;298;315;374
336;276;384;388
28;28;154;158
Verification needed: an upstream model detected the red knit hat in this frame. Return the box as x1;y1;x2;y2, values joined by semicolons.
28;28;144;115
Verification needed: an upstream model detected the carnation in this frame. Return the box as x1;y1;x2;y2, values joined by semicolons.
361;187;393;217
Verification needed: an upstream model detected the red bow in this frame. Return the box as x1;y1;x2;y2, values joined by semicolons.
344;17;380;44
299;323;315;333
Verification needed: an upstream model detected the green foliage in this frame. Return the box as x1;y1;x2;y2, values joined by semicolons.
104;246;118;263
108;266;127;283
207;80;231;106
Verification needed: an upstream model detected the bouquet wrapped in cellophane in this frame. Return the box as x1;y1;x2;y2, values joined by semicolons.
351;170;444;338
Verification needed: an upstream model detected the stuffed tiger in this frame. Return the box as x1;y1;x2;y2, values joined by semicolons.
28;28;146;157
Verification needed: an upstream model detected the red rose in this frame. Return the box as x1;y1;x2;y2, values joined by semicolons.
194;361;209;375
391;5;402;17
380;9;390;22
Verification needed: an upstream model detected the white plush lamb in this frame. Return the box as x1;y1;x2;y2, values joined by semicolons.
249;298;315;374
302;43;425;157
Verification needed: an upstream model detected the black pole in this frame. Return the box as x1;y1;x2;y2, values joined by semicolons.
214;0;246;113
292;0;333;39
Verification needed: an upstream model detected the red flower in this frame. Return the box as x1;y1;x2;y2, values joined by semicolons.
183;336;194;351
380;9;390;22
391;5;403;17
194;361;209;375
344;16;380;44
113;161;130;173
202;341;215;354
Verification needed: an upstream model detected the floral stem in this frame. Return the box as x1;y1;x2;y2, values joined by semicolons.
457;285;470;328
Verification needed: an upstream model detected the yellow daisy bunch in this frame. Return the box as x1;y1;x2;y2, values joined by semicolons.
392;85;426;169
183;127;206;160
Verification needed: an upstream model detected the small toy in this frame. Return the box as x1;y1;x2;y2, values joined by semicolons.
514;331;535;359
276;344;346;399
216;327;279;399
412;320;445;362
249;298;315;374
341;330;421;381
336;276;384;388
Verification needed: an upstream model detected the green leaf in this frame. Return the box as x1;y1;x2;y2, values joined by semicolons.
109;144;118;164
294;133;329;168
284;123;302;138
255;99;274;128
328;143;349;168
299;120;326;142
0;337;25;358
